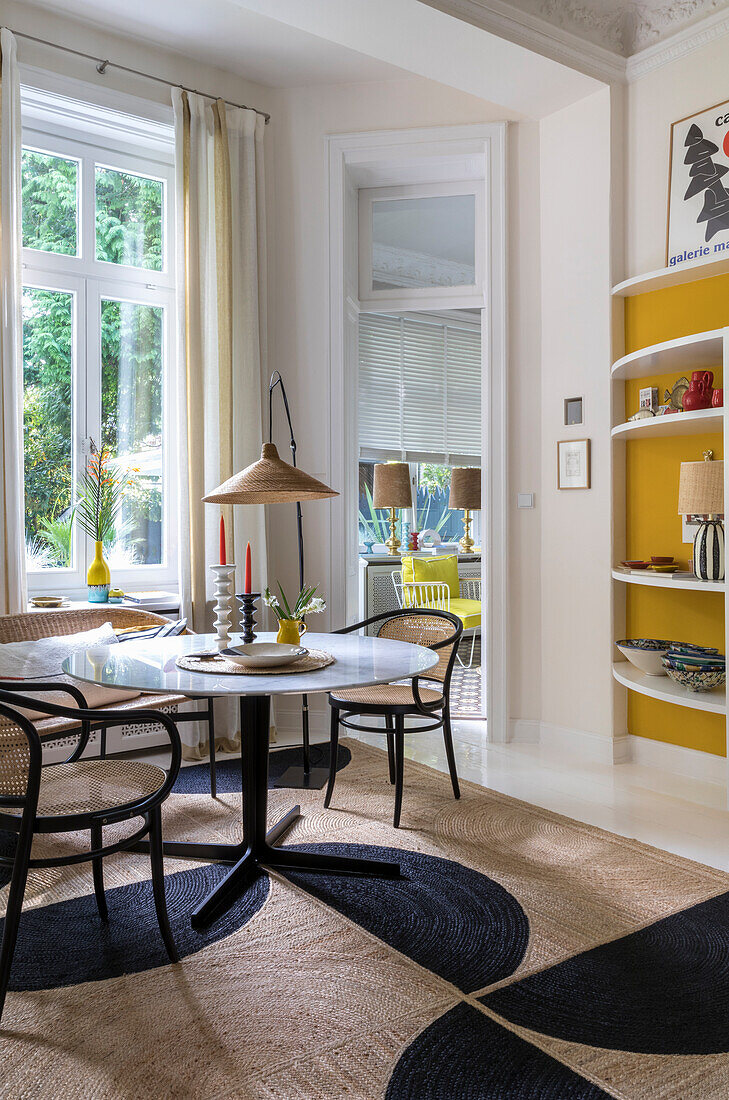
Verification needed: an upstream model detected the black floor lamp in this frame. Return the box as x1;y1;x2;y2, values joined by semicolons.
203;371;338;790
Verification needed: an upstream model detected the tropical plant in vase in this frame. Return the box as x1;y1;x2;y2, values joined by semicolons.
76;443;128;603
263;583;326;645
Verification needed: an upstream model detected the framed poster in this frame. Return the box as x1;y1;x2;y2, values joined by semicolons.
557;439;590;490
666;98;729;269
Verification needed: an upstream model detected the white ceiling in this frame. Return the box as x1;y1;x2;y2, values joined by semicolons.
13;0;404;88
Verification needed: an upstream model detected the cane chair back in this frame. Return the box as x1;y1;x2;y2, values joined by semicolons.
0;707;34;802
377;612;457;684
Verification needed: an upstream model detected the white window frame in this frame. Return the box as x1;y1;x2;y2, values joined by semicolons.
358;181;486;311
21;99;177;595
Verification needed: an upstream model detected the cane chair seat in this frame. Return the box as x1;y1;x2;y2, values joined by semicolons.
1;758;167;819
330;683;444;708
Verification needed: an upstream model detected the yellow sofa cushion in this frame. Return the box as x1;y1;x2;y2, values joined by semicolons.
401;554;460;598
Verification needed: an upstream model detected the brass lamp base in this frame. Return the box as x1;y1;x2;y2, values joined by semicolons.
459;509;474;555
385;507;401;556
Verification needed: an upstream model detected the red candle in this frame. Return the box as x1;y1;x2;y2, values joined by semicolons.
244;541;252;593
219;515;226;566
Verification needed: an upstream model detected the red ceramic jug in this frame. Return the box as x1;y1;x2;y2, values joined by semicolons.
712;387;724;408
682;370;714;411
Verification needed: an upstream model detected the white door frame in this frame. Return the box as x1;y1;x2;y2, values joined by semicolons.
327;123;509;742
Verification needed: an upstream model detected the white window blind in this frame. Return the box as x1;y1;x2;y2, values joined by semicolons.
358;313;481;464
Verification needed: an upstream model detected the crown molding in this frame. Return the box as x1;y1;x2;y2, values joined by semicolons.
421;0;625;84
425;0;729;89
626;6;729;80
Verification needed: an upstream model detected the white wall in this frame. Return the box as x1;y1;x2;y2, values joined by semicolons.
265;75;544;731
626;35;729;277
539;87;615;744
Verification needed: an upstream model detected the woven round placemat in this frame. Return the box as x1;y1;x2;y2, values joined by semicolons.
175;649;335;675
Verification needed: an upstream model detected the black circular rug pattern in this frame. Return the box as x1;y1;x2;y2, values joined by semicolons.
278;842;530;993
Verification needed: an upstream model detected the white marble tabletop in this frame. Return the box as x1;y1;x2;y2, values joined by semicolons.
62;631;439;698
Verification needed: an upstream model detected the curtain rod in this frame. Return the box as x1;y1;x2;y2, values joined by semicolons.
11;28;271;123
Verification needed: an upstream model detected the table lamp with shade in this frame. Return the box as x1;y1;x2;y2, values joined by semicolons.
203;371;338;790
373;462;412;556
677;450;724;581
448;466;481;554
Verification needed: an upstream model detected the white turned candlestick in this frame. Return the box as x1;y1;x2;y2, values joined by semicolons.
211;564;236;651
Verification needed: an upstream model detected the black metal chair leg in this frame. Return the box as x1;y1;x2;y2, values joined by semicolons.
91;821;108;922
148;806;179;963
99;726;107;758
324;708;339;809
393;718;405;829
385;715;396;784
207;702;217;799
442;707;460;800
0;811;34;1025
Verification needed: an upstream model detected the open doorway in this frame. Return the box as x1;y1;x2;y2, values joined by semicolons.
327;123;507;740
356;308;484;719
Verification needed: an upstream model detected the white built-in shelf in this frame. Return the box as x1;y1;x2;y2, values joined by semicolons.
612;569;725;593
613;661;726;714
611;329;725;381
611;406;723;440
612;255;729;298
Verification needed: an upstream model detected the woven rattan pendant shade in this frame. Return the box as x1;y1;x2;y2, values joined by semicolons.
202;443;338;504
678;459;724;515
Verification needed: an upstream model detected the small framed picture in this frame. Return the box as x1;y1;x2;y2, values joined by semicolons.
563;396;584;425
557;438;591;490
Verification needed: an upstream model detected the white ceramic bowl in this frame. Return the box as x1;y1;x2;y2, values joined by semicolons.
222;642;308;668
615;639;672;677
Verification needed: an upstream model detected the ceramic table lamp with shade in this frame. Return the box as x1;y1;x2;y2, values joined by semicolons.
373;462;412;556
678;450;725;581
448;466;481;554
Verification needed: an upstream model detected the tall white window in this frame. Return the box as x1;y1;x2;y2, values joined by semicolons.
20;89;176;592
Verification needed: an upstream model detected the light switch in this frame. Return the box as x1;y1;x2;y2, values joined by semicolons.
517;493;534;509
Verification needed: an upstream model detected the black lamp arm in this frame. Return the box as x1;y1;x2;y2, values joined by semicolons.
268;370;304;589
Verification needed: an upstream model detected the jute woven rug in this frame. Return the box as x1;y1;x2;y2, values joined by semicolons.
2;737;729;1099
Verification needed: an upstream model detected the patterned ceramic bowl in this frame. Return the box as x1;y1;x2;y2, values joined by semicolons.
669;642;720;657
662;661;726;693
615;639;673;677
664;652;725;671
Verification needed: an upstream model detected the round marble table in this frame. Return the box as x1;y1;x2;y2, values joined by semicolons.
64;631;438;930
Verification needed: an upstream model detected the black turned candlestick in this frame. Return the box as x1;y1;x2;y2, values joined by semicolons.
236;593;260;644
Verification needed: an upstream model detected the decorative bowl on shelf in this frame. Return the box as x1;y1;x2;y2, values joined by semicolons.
615;639;673;677
621;560;649;569
661;660;726;693
650;556;674;564
668;642;720;657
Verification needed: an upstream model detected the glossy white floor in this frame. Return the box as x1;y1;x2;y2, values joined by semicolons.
283;719;729;874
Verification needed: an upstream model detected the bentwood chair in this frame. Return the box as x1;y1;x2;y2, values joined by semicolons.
0;687;182;1025
0;609;220;797
326;609;463;827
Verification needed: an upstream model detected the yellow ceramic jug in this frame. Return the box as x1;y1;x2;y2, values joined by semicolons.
276;619;307;645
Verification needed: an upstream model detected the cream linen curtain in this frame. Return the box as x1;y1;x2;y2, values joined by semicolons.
173;90;268;758
0;29;26;616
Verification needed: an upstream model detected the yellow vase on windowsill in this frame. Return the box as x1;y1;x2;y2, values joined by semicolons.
88;540;111;603
276;619;307;646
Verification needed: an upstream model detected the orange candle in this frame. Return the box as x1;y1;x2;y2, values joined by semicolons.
219;516;226;566
244;541;251;593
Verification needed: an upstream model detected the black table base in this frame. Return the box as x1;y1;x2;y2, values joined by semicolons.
136;695;401;931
